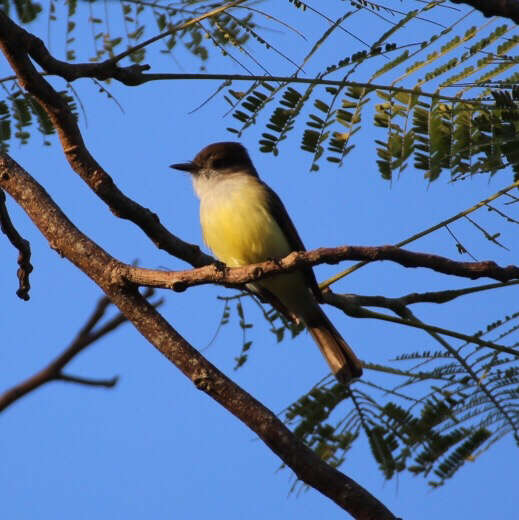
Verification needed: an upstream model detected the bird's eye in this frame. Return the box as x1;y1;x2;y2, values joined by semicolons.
212;157;231;169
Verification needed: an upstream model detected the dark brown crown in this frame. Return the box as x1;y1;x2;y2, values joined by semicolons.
170;141;257;175
193;142;253;171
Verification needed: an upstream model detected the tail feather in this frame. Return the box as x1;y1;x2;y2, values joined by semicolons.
306;308;363;385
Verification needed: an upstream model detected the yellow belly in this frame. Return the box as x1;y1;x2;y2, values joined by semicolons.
199;176;314;318
200;178;291;267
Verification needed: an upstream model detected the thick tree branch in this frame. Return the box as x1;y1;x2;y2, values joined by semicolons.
1;20;397;514
0;153;397;520
0;188;32;300
0;295;128;412
115;247;519;292
449;0;519;23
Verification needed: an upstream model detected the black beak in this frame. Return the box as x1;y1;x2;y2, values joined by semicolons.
169;161;198;172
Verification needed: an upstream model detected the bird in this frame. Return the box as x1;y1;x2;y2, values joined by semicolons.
170;142;363;384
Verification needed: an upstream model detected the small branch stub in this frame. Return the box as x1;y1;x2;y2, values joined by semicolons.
0;189;32;300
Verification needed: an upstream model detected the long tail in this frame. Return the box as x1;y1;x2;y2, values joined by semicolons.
305;307;363;385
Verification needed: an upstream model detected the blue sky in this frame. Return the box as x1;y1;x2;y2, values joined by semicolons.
1;2;517;518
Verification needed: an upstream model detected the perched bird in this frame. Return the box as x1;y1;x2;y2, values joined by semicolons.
170;142;362;384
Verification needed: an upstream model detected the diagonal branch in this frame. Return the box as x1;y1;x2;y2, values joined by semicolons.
110;0;248;64
401;307;519;441
0;294;132;412
0;188;32;300
0;152;397;520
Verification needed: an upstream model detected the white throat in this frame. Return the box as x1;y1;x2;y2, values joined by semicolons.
192;170;254;201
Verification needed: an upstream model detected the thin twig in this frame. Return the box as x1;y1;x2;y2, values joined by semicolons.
336;279;519;310
445;224;477;261
118;72;486;103
323;292;519;358
321;179;519;288
57;373;119;387
403;308;519;440
0;291;156;413
485;203;519;224
464;214;510;251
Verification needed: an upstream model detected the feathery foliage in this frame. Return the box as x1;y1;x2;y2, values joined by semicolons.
285;306;519;487
4;0;519;180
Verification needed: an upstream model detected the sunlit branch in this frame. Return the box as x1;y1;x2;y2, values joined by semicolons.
117;245;519;292
362;362;457;383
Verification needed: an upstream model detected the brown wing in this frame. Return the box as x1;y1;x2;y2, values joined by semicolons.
262;182;322;302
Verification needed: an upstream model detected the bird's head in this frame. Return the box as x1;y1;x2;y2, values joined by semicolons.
170;142;257;178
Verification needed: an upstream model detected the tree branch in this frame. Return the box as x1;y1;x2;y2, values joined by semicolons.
0;10;485;106
115;246;519;292
333;280;519;311
0;20;394;513
323;291;519;358
93;73;483;104
321;180;519;288
0;189;32;300
0;1;246;85
57;373;119;388
0;294;128;412
0;152;397;520
449;0;519;23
